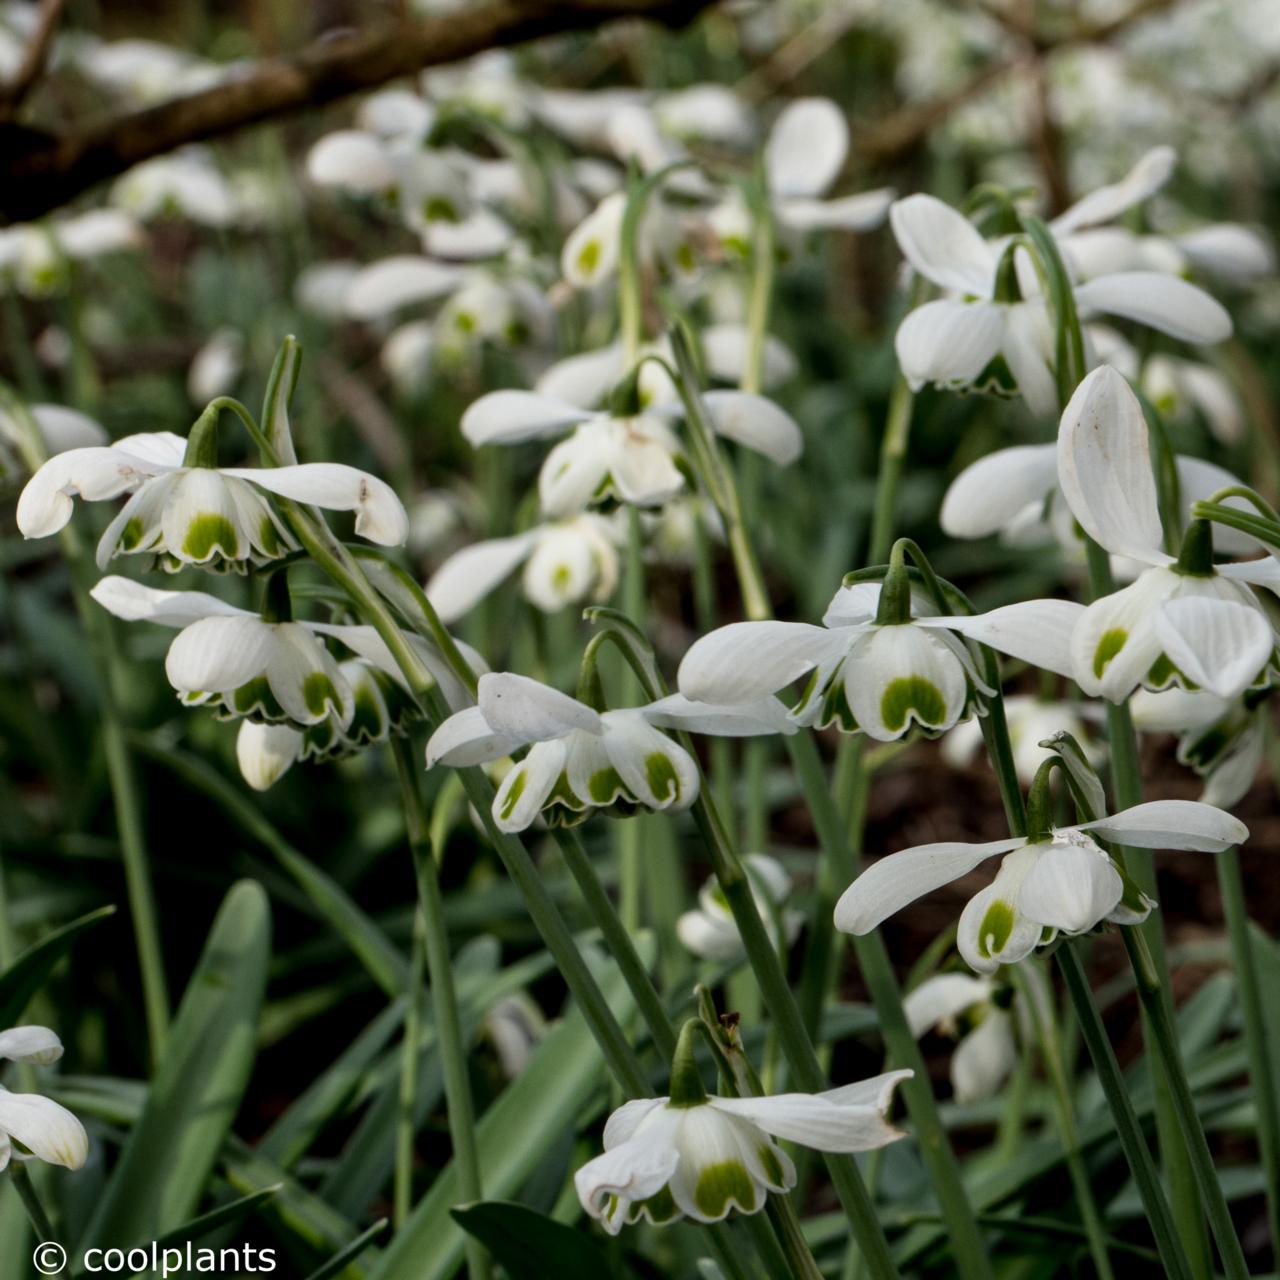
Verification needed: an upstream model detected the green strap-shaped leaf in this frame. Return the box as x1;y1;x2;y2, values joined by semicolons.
0;905;116;1026
79;880;271;1250
451;1201;611;1280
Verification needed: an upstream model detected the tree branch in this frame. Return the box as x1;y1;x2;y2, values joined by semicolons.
0;0;717;223
0;0;67;119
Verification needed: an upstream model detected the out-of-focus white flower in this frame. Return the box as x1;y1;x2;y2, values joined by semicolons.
482;994;547;1079
0;402;107;480
0;1025;89;1172
293;261;360;320
77;37;225;104
426;513;621;621
942;695;1102;786
1143;355;1245;446
187;328;244;405
904;973;1018;1103
654;84;755;148
111;151;239;227
0;210;143;297
677;854;803;961
837;799;1246;973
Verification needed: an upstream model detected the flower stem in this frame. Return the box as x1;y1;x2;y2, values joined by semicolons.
391;736;487;1279
1056;944;1194;1280
395;898;427;1230
1012;963;1116;1280
1121;927;1250;1280
1215;847;1280;1253
10;1166;55;1243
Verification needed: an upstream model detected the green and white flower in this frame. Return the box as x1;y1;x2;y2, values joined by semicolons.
1059;366;1280;701
426;673;792;833
0;1026;89;1173
678;580;1081;741
835;799;1246;973
677;853;803;961
576;1051;911;1234
17;428;407;573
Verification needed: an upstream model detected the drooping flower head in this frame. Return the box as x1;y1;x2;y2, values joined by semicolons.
0;1026;89;1173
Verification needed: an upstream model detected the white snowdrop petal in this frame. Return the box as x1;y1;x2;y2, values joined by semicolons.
1051;146;1176;237
678;621;848;706
639;692;796;737
426;533;537;624
478;672;601;739
833;837;1024;935
574;1134;681;1232
160;468;244;565
710;1086;907;1152
0;1027;63;1065
1175;223;1275;282
306;130;395;194
1078;799;1247;851
951;1011;1017;1103
846;625;968;741
462;390;593;446
701;391;803;466
28;405;109;453
0;1091;88;1170
534;345;625;408
889;196;997;296
895;300;1004;393
236;720;302;791
1068;572;1167;701
1074;273;1232;346
777;189;894;232
940;445;1058;539
699;324;797;389
1057;365;1166;563
227;463;408;546
902;974;990;1037
492;739;567;832
90;575;250;626
426;706;522;768
164;616;275;693
1154;596;1274;700
603;712;699;811
1016;839;1122;934
344;256;465;320
766;97;849;200
17;443;173;537
931;600;1085;681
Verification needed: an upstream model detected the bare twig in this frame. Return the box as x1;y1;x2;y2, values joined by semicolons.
0;0;716;223
0;0;67;119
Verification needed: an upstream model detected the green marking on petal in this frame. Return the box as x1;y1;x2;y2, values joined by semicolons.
258;516;283;556
424;196;459;223
182;512;241;562
675;242;696;273
693;1159;758;1219
232;677;285;720
635;1183;679;1225
551;563;572;590
589;766;625;804
546;769;587;813
119;516;147;551
645;751;680;804
978;900;1016;957
498;768;527;820
1093;628;1127;679
576;239;601;276
880;676;947;733
454;311;476;333
346;685;387;744
302;672;339;717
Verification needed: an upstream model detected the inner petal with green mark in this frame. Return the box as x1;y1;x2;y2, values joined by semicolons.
302;672;341;717
498;768;528;821
1092;627;1128;678
978;899;1016;958
693;1159;758;1219
645;752;680;805
880;675;947;733
576;239;601;277
182;512;242;562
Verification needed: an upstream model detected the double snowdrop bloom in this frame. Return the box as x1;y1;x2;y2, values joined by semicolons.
90;576;477;730
1058;367;1280;702
677;854;802;962
426;514;621;622
889;192;1231;417
426;672;793;833
903;973;1018;1104
17;429;408;573
836;799;1247;974
942;695;1100;786
460;387;802;518
576;1055;911;1234
678;580;1082;742
0;1026;89;1173
235;657;412;790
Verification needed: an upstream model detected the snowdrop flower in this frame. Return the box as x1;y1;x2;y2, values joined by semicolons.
836;798;1247;973
90;576;479;728
889;194;1231;416
0;403;107;480
293;260;361;321
235;658;411;789
78;37;223;105
677;854;802;961
941;436;1258;560
0;1026;89;1172
483;994;546;1079
764;98;894;235
903;974;1018;1104
426;514;621;622
942;695;1100;786
187;328;244;405
461;386;801;518
426;673;792;834
1129;688;1266;810
576;1027;910;1235
111;151;239;228
1143;355;1244;447
560;188;701;290
1059;367;1280;702
0;210;143;297
654;84;755;148
679;579;1082;742
17;428;407;573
